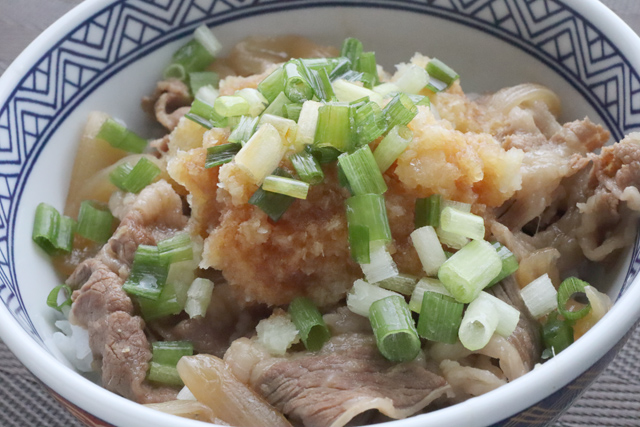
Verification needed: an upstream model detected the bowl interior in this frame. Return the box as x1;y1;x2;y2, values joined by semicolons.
2;0;640;426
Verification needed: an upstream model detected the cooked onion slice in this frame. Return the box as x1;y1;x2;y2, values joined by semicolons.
485;83;561;117
177;354;292;427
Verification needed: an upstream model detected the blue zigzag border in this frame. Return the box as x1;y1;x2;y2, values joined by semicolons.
2;0;640;341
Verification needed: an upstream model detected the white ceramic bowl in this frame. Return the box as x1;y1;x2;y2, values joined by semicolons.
1;0;640;426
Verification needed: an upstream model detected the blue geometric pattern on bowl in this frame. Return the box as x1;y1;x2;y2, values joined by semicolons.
0;0;638;391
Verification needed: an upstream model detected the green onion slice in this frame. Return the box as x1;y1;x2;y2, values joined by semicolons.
147;362;184;386
417;291;464;344
439;207;486;241
414;195;441;229
340;37;363;70
46;284;73;312
284;60;314;103
158;233;193;264
458;292;499;351
410;225;447;277
382;92;418;133
168;39;215;76
76;200;114;244
348;224;370;264
249;168;296;222
152;341;194;366
258;67;285;103
314;104;354;153
262;175;310;200
123;245;169;301
346;193;392;243
214;95;250;117
138;282;183;321
557;277;592;321
205;143;242;168
185;278;214;319
32;203;75;255
375;273;418;296
542;311;574;357
228;116;259;146
189;71;219;95
369;295;421;362
409;277;452;313
354;101;386;147
488;242;519;286
288;297;331;352
289;150;324;185
117;157;161;194
426;58;459;88
373;125;413;173
338;145;388;195
96;118;147;153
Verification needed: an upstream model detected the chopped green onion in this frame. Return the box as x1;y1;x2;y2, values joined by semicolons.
288;297;331;351
185;113;212;130
262;175;310;200
340;38;363;69
195;85;219;105
152;341;194;366
347;279;401;317
116;158;161;194
393;64;429;95
369;295;421;362
314;104;354;153
284;103;303;122
259;114;298;144
410;225;447;276
96;118;147;153
258;67;285;103
235;123;285;185
214;95;250;117
375;274;418;296
360;242;399;284
407;93;430;107
438;239;502;303
306;144;341;164
188;98;228;129
414;195;441;229
442;199;471;213
262;91;293;117
32;203;75;255
283;60;314;103
440;207;485;241
354;101;386;146
228;116;259;146
148;362;184;386
256;311;300;356
236;88;268;117
123;245;169;301
138;282;182;321
249;168;296;222
520;273;557;318
185;278;214;318
382;92;418;133
109;163;133;191
46;284;72;312
346;193;392;243
436;226;469;250
426;58;459;88
356;51;378;85
488;242;519;286
417;291;464;344
333;70;375;89
290;150;324;185
204;143;242;168
409;277;453;313
373;125;413;173
476;292;520;337
458;291;499;351
293;101;322;149
163;63;186;81
542;311;574;357
338;145;387;195
189;71;219;95
299;62;335;101
332;79;383;106
557;277;591;321
193;24;222;57
373;82;401;97
165;39;214;79
158;233;193;264
348;224;370;264
76;200;114;244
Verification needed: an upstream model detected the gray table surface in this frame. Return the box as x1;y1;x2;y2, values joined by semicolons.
1;0;640;426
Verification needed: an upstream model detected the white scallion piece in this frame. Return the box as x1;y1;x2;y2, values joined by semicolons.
409;277;453;313
441;199;471;213
236;88;268;117
475;292;520;337
375;273;419;295
185;278;214;318
259;114;298;146
293;100;322;150
195;86;219;105
347;279;402;317
410;225;447;276
393;63;430;94
256;309;300;356
360;242;399;283
373;82;401;97
333;79;384;106
438;239;502;303
458;294;499;351
520;273;558;318
439;207;486;241
193;24;223;57
234;123;286;185
436;227;469;249
373;125;413;173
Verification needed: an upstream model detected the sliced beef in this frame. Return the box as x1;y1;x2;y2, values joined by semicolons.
142;79;191;131
225;334;450;427
97;180;188;279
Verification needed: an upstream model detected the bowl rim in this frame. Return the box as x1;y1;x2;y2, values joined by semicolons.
1;0;640;426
